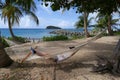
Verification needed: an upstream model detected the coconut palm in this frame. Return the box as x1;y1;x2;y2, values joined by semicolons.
1;4;23;38
75;12;93;37
1;0;39;39
0;0;39;67
96;13;119;35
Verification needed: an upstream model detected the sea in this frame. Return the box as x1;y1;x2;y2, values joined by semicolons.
0;28;93;39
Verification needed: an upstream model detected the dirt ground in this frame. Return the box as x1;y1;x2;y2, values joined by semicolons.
0;36;120;80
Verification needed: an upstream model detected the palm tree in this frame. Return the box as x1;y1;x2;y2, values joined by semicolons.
1;0;39;39
75;12;93;37
1;4;23;38
96;13;119;35
0;0;39;67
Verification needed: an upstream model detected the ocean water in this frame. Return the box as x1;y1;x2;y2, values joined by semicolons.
0;28;92;39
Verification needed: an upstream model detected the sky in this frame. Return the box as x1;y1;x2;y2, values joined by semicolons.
1;1;119;29
0;1;98;29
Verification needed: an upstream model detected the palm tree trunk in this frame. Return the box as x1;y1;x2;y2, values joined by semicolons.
8;18;15;38
84;12;90;38
0;37;13;67
107;15;113;35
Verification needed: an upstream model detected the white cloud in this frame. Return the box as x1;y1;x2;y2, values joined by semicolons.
0;15;39;28
57;20;74;28
20;16;30;27
17;15;39;28
37;17;75;28
0;1;78;29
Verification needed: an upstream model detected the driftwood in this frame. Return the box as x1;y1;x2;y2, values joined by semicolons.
93;39;120;75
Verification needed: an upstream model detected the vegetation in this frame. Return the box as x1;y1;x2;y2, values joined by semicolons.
1;0;39;39
42;0;120;74
0;0;39;68
1;38;9;48
70;35;85;40
8;36;27;43
0;0;120;71
114;31;120;35
75;14;93;37
43;0;120;14
95;13;119;35
42;35;68;41
43;0;120;36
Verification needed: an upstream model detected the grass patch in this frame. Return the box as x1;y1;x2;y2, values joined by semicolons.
70;35;85;40
42;35;69;41
8;36;27;43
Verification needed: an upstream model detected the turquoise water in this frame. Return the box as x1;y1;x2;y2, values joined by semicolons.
0;28;92;39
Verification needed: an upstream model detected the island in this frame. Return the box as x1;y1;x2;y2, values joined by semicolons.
46;26;61;29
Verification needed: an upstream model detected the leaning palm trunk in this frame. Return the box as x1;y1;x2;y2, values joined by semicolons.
0;37;13;67
8;18;15;38
84;12;90;38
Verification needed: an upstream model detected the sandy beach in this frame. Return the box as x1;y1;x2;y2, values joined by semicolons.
0;36;120;80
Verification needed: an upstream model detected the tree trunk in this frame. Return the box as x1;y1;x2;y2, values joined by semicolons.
0;37;13;67
8;18;15;38
84;12;90;38
112;39;120;73
107;15;113;35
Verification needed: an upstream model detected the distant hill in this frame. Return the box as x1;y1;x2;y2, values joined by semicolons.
46;26;61;29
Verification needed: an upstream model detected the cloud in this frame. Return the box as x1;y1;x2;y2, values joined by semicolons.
38;16;75;28
0;15;39;28
0;1;78;29
18;15;39;28
57;20;74;28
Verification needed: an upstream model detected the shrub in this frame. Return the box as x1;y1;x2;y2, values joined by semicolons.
1;38;9;48
114;31;120;35
8;36;27;43
70;35;84;40
42;35;68;41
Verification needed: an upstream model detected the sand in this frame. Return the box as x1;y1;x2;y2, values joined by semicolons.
0;36;120;80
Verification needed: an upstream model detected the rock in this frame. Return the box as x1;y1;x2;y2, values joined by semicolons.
46;26;61;29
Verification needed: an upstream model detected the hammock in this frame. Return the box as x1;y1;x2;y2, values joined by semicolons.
21;29;106;63
49;29;106;63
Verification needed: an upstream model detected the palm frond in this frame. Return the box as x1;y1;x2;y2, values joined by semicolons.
75;14;93;29
16;0;36;11
26;11;39;25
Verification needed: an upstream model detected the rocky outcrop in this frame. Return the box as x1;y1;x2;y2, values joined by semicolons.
46;26;61;29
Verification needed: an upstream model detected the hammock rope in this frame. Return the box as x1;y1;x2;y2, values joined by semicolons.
50;28;107;62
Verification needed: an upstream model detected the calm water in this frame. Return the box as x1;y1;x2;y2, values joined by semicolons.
0;28;91;39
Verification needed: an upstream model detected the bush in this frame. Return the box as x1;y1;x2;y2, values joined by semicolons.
1;38;9;48
114;31;120;35
8;36;27;43
70;35;85;40
42;35;69;41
